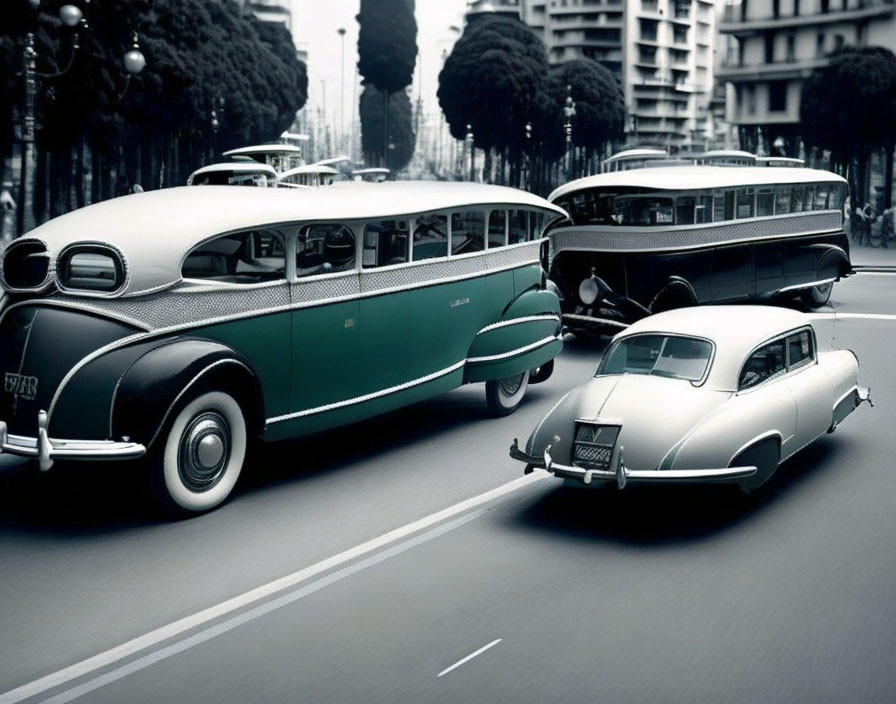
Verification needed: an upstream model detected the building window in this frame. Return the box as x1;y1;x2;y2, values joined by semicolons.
768;81;787;112
764;33;774;64
786;34;795;62
821;0;829;12
834;34;845;52
816;32;826;58
773;0;780;17
793;0;800;17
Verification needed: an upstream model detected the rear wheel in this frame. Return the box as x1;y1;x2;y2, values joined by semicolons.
734;437;781;493
801;281;833;308
151;390;247;515
485;370;530;417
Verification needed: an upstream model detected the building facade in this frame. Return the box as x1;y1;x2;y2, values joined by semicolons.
717;0;896;155
518;0;717;148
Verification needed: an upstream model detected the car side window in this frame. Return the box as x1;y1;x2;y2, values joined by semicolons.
739;339;786;390
183;229;286;284
787;330;814;369
296;224;356;277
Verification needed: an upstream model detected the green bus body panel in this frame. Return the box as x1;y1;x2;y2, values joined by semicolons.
446;276;489;363
264;368;463;441
191;311;292;417
408;284;451;379
465;339;562;383
513;264;542;297
291;299;360;413
359;292;409;395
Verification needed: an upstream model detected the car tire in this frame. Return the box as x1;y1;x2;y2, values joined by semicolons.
485;370;530;417
801;282;833;308
151;390;248;515
734;437;781;493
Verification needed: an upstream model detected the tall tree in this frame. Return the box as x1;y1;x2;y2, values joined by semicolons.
801;46;896;207
545;59;625;170
438;16;549;182
359;85;414;173
356;0;417;167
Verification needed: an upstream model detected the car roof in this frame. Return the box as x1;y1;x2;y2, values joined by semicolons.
617;305;815;389
549;165;847;202
22;183;567;296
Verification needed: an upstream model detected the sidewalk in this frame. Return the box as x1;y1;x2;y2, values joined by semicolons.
849;239;896;268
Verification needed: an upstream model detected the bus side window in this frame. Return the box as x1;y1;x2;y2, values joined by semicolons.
488;209;507;248
724;191;735;220
509;210;529;244
757;189;774;216
297;224;355;276
696;195;712;224
791;187;804;212
713;193;726;222
412;213;448;261
815;185;829;210
531;211;547;238
676;196;696;225
363;219;409;267
803;185;816;211
451;211;485;255
775;186;791;214
736;189;754;219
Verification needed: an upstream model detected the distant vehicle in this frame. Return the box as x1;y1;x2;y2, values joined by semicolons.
352;167;390;183
186;162;278;187
756;156;806;168
221;144;305;173
0;182;566;514
601;148;670;173
511;305;871;492
278;163;338;188
691;150;758;167
547;165;851;335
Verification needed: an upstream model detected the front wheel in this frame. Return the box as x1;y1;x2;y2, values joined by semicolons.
151;390;248;515
485;370;530;417
801;281;833;308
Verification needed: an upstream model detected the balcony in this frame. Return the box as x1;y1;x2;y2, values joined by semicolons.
719;0;894;34
716;56;829;81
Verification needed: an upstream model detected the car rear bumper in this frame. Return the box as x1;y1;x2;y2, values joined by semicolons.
511;439;757;489
1;412;146;471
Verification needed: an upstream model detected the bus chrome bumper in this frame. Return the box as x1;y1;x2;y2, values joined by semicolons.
0;412;146;471
537;443;757;489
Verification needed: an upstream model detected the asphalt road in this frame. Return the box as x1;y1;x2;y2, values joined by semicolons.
1;271;895;704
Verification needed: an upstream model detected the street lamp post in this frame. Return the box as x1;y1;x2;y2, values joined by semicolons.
337;28;346;155
563;83;576;181
465;124;474;182
524;120;532;191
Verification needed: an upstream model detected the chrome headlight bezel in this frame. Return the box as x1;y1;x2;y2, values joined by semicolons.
578;276;600;305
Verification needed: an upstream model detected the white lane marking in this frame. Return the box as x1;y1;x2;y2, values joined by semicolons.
437;639;503;678
0;473;547;704
810;312;896;321
39;511;486;704
852;270;896;276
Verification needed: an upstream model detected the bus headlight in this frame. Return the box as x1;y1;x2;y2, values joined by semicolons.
579;277;600;305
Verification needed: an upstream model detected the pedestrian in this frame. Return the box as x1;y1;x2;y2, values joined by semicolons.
854;205;866;245
863;202;874;246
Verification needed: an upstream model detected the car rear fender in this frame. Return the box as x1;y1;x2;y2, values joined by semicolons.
665;391;793;472
110;339;265;450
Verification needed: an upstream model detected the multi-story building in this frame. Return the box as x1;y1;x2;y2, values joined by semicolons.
242;0;292;31
517;0;717;148
717;0;896;155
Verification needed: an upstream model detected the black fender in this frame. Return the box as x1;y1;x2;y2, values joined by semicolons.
731;435;781;492
813;244;851;279
649;276;698;314
111;338;265;450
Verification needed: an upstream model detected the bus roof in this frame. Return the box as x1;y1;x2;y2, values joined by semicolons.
280;164;339;177
222;144;305;158
549;165;847;202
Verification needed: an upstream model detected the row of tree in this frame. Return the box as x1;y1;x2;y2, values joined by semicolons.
1;0;307;229
800;46;896;210
438;16;625;194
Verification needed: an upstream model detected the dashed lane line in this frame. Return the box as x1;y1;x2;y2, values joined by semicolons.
437;639;503;678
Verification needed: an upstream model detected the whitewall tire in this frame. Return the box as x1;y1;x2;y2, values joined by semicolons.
485;370;530;417
154;391;247;514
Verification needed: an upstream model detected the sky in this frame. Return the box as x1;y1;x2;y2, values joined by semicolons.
291;0;468;136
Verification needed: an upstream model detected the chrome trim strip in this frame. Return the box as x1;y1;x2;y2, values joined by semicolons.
562;313;629;328
775;277;836;294
546;459;758;485
267;360;467;425
475;314;560;336
466;335;561;364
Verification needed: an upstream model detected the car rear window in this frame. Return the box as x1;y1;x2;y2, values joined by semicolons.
598;334;713;382
57;245;125;294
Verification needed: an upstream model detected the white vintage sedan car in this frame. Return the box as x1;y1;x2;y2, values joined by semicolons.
510;306;871;492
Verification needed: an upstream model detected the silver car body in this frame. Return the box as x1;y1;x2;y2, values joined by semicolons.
511;305;870;490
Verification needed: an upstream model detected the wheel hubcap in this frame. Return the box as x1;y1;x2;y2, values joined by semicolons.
499;373;525;397
178;411;230;492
